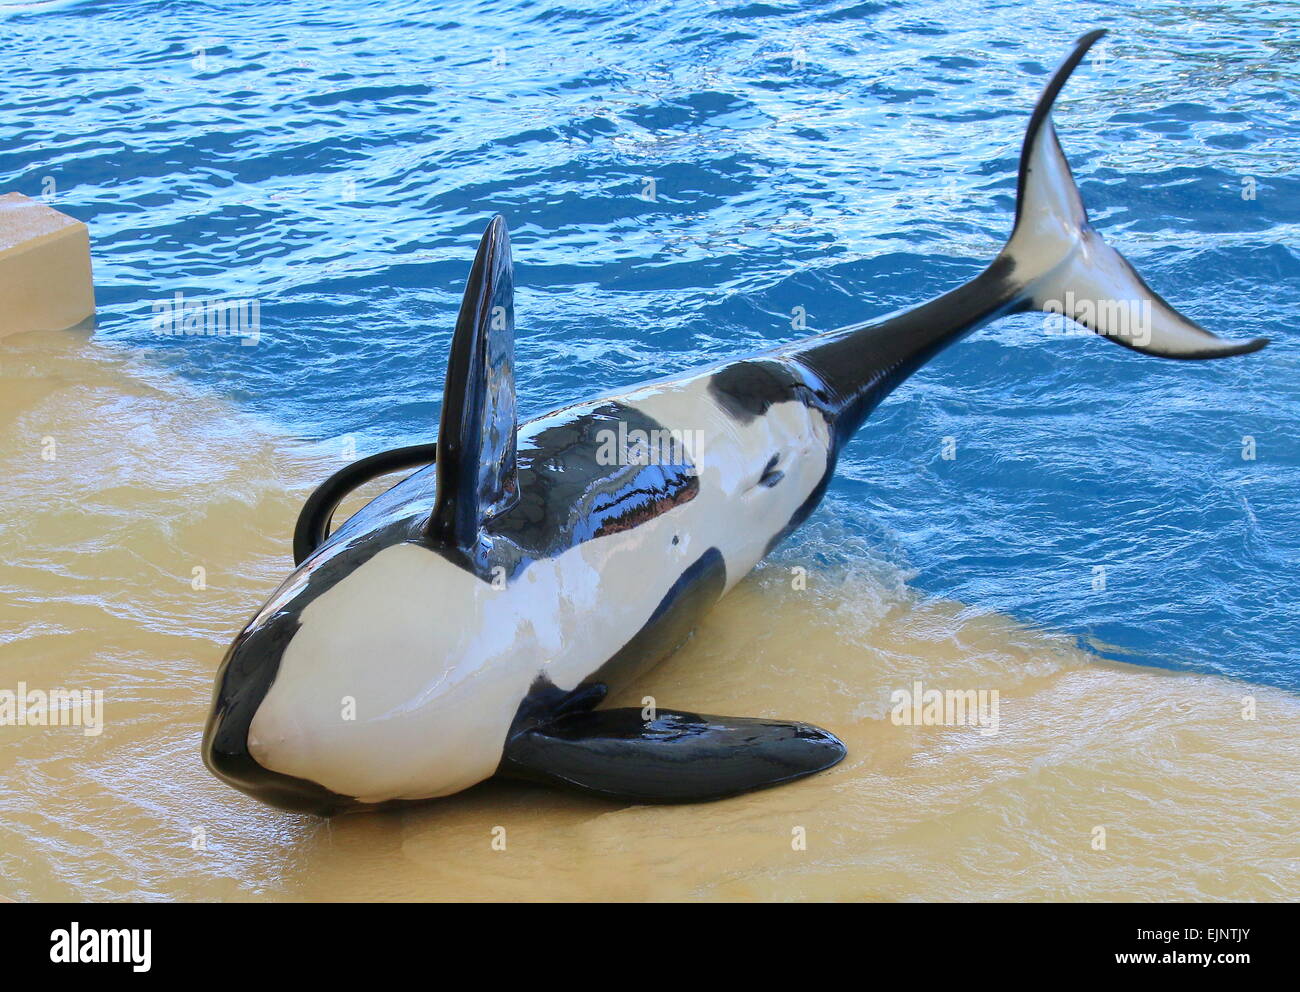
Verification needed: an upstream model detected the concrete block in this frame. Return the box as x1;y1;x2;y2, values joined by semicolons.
0;192;95;340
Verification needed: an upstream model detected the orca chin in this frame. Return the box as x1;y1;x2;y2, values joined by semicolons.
203;649;352;816
201;604;354;815
203;724;349;816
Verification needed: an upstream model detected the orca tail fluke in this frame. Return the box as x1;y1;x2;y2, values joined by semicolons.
1002;29;1268;359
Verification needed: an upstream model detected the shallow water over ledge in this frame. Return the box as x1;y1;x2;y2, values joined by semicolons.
0;330;1295;902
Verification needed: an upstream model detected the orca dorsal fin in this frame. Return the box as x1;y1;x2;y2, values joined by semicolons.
426;215;518;558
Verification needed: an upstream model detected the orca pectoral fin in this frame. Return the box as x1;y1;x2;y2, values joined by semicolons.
499;707;845;804
293;443;438;565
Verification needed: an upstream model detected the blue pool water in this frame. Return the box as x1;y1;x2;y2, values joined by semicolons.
2;0;1296;688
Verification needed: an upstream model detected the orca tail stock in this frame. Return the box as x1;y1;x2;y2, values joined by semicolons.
790;30;1268;442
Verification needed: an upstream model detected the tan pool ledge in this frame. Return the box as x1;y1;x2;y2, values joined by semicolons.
0;192;95;340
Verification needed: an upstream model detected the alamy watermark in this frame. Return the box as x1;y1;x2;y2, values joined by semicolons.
889;680;1000;737
1041;291;1153;348
595;421;705;466
0;683;103;737
151;291;260;345
50;924;150;972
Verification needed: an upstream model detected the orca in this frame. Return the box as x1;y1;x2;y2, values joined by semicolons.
203;30;1268;814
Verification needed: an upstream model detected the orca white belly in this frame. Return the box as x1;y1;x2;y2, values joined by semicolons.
248;370;831;802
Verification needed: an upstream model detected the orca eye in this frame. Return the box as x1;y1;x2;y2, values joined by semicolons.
758;454;784;488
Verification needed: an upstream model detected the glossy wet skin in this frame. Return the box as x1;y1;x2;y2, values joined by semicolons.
204;31;1267;815
203;372;836;811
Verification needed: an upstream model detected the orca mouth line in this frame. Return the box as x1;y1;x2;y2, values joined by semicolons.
204;693;351;815
202;588;359;815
